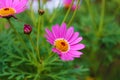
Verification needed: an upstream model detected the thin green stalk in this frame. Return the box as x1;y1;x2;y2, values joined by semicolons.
38;0;40;9
8;18;40;66
34;73;40;80
85;0;97;29
95;0;105;75
90;0;105;57
97;0;105;36
27;0;36;26
41;16;44;35
90;0;106;76
27;35;38;55
62;0;75;24
37;16;41;61
44;50;54;62
8;19;30;53
7;19;33;60
68;0;81;26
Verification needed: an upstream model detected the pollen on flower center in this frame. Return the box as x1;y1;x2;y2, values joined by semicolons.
54;38;70;52
0;7;16;17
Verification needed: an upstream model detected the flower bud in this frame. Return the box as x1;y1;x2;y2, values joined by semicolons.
24;24;32;35
38;9;45;15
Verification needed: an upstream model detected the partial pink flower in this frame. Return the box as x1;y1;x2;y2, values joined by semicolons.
45;23;85;61
63;0;80;11
0;0;28;18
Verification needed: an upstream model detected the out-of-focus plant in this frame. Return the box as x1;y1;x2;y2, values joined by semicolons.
0;0;88;80
75;0;120;80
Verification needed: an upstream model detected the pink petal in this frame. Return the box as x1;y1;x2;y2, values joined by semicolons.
5;0;12;7
68;32;79;42
16;7;26;13
64;0;72;4
45;35;54;45
70;37;83;45
69;50;83;58
14;0;28;12
47;40;53;45
70;44;85;50
52;48;61;55
12;0;20;8
12;0;28;12
45;34;53;41
45;28;55;41
60;53;74;61
65;27;74;40
0;0;6;7
52;24;60;38
72;5;77;11
60;23;67;38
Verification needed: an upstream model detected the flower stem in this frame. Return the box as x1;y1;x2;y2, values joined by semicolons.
38;0;41;9
27;35;38;54
85;0;97;29
37;16;41;61
68;0;81;27
62;0;75;24
28;0;36;26
97;0;105;37
7;19;29;52
90;0;105;76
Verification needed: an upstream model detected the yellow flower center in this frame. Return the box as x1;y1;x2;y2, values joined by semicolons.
54;38;70;52
0;7;16;17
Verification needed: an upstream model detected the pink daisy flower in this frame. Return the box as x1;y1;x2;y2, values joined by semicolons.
63;0;79;11
0;0;28;18
45;23;85;61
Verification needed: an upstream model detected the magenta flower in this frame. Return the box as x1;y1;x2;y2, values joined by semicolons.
63;0;79;11
45;23;85;61
24;24;32;35
0;0;28;18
